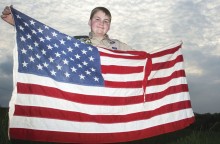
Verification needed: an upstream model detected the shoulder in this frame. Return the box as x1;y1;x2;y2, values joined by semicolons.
74;35;91;44
74;35;89;40
110;39;134;51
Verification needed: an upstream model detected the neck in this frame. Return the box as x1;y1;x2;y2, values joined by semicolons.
94;36;104;41
89;32;106;40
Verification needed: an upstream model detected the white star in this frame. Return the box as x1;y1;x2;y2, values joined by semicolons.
82;61;88;66
52;31;58;37
71;66;77;72
44;25;49;29
54;43;58;48
31;29;37;34
22;61;28;67
39;37;45;42
19;25;24;31
50;70;56;76
94;76;99;82
67;47;73;52
26;34;31;39
38;28;43;33
47;44;53;50
35;54;41;59
64;72;70;78
49;57;55;63
55;52;61;57
78;64;82;68
30;20;35;25
46;36;51;41
85;70;91;75
87;46;93;51
21;48;27;54
91;67;96;72
89;56;94;61
28;45;33;50
29;56;35;62
37;64;43;70
66;36;71;40
74;42;79;47
56;65;62;70
24;22;29;27
34;41;39;47
63;59;69;65
20;36;26;42
81;49;87;55
41;49;46;55
75;54;80;59
43;62;49;68
60;39;65;45
79;74;85;80
16;14;21;19
69;57;74;61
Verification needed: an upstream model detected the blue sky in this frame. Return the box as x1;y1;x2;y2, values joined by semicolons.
0;0;220;114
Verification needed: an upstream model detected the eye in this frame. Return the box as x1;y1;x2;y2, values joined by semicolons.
104;20;110;24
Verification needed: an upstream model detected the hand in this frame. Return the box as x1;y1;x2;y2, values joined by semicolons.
1;6;15;26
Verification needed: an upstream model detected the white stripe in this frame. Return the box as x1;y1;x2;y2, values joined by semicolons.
103;72;144;81
101;56;146;66
146;77;187;94
149;41;182;54
15;92;190;115
149;62;184;79
98;47;136;56
10;109;194;133
152;48;182;64
17;73;143;97
9;33;19;123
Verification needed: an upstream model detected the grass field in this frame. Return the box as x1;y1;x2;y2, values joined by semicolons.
1;108;220;144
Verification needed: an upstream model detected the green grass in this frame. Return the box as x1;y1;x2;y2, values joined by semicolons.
0;108;10;144
171;131;220;144
1;108;220;144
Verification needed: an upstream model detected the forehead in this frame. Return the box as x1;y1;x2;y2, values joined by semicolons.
92;10;110;20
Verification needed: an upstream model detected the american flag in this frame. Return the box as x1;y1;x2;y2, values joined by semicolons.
9;7;195;143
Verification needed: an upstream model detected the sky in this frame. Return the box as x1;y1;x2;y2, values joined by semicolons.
0;0;219;114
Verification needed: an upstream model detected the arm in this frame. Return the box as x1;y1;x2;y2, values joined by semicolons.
1;6;15;26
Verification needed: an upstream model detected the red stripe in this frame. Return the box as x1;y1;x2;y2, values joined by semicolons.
14;101;192;123
146;84;189;101
17;83;188;105
152;55;183;70
10;117;194;143
104;80;143;88
99;48;149;59
151;45;181;58
17;83;143;105
147;70;186;86
101;65;144;74
100;51;147;59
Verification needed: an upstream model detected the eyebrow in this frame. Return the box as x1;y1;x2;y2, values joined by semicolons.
93;16;110;21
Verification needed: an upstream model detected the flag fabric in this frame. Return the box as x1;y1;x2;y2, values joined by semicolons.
9;7;195;143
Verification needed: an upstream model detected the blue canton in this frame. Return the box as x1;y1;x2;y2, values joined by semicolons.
11;8;104;86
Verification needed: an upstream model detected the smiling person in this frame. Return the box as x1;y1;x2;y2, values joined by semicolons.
1;6;134;51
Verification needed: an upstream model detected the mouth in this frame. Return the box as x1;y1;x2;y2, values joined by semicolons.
97;26;104;29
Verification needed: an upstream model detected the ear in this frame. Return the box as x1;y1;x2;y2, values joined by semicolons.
88;20;91;26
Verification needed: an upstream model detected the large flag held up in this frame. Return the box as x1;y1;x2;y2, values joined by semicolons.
9;7;195;143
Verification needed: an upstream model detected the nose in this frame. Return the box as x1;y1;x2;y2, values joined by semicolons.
99;21;104;26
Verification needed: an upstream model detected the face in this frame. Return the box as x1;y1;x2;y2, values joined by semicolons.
89;10;111;38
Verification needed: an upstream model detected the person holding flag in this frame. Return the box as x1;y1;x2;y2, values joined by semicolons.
1;5;194;144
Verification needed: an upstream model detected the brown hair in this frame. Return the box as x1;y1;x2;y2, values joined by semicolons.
90;7;112;22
